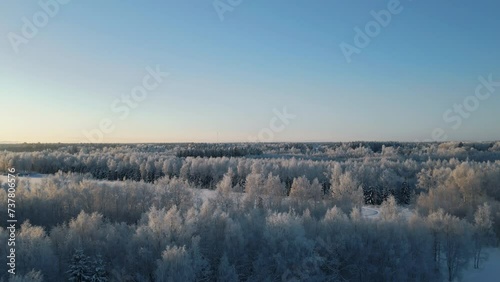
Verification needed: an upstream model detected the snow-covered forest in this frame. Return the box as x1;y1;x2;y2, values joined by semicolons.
1;142;499;281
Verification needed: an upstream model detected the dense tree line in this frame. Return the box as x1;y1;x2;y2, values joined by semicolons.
0;171;496;281
2;142;500;206
175;144;263;158
0;142;499;281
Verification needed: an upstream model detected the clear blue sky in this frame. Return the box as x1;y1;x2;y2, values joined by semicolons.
1;0;499;143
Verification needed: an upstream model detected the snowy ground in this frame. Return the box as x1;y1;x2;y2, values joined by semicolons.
361;206;380;218
198;188;217;201
460;248;500;282
362;206;415;219
0;173;46;186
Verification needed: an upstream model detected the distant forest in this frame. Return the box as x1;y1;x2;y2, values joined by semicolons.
1;142;499;281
